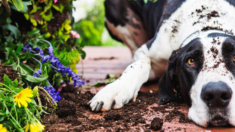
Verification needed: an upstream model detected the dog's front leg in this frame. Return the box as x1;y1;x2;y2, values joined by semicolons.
89;45;151;111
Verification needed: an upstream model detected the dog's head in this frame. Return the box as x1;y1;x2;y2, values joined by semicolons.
158;31;235;127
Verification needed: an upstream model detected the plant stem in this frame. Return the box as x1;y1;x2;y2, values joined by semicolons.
2;102;24;132
38;87;57;107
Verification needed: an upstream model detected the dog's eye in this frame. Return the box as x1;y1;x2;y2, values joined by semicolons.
188;58;195;65
233;56;235;62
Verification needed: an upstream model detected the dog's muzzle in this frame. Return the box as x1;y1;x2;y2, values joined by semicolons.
201;81;232;126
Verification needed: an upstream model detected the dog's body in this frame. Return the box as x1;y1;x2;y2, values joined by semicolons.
89;0;235;127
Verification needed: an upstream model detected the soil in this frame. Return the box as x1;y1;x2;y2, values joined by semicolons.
0;64;19;83
42;89;193;131
92;57;117;60
150;118;163;131
201;26;223;31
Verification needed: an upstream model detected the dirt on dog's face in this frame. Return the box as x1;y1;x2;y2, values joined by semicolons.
158;33;235;127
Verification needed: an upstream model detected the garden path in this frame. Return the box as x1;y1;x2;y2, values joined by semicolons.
76;46;234;132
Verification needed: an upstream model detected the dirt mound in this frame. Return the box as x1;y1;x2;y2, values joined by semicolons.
150;117;163;131
42;88;192;131
0;64;19;83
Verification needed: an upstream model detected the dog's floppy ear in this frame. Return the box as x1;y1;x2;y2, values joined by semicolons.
157;49;182;105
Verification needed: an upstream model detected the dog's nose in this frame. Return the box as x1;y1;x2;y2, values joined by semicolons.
201;81;232;108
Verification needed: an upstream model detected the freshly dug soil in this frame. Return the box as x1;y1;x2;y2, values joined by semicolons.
42;88;193;131
150;117;163;131
0;64;19;83
165;108;193;124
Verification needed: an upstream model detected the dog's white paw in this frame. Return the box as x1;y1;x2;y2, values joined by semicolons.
89;79;139;111
89;57;151;112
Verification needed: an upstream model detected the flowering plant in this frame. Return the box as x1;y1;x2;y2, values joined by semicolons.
0;23;84;103
22;40;84;102
0;75;47;132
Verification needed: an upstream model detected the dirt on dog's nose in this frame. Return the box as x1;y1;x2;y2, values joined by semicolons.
201;81;232;108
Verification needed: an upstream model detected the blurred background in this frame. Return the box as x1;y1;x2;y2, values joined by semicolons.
72;0;124;46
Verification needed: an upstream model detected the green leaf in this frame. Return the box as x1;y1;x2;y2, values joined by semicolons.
63;20;71;33
12;0;24;11
62;34;70;42
4;47;13;60
0;117;4;122
9;85;21;93
43;32;51;38
3;74;13;86
13;79;19;87
30;0;37;14
6;18;12;23
77;48;86;59
24;13;29;20
42;0;52;13
15;44;23;54
27;29;39;35
30;18;37;26
18;52;35;60
23;75;48;83
11;1;31;12
32;86;38;97
19;64;34;75
40;10;53;21
2;24;21;39
52;3;64;13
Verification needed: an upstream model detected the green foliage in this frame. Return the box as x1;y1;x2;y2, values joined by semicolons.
0;0;85;131
0;0;86;84
54;49;80;73
73;0;123;46
74;20;103;46
23;0;86;70
54;19;72;42
24;0;66;26
0;75;47;132
0;21;61;93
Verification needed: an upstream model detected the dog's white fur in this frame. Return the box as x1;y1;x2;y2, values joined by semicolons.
189;36;235;127
90;0;235;127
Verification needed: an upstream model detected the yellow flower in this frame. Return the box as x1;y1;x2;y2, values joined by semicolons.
23;122;45;132
37;122;45;131
14;88;33;108
0;124;7;132
23;124;30;132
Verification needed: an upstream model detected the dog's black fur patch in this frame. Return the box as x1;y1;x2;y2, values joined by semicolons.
222;37;235;76
158;38;204;106
105;0;186;46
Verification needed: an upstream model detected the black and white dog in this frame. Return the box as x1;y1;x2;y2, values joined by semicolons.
89;0;235;127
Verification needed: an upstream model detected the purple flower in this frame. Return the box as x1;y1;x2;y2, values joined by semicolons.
43;85;61;102
41;55;52;63
33;69;42;77
22;44;30;52
48;46;54;54
22;43;84;97
50;56;59;66
25;44;30;48
57;95;61;100
28;48;33;53
35;47;44;55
